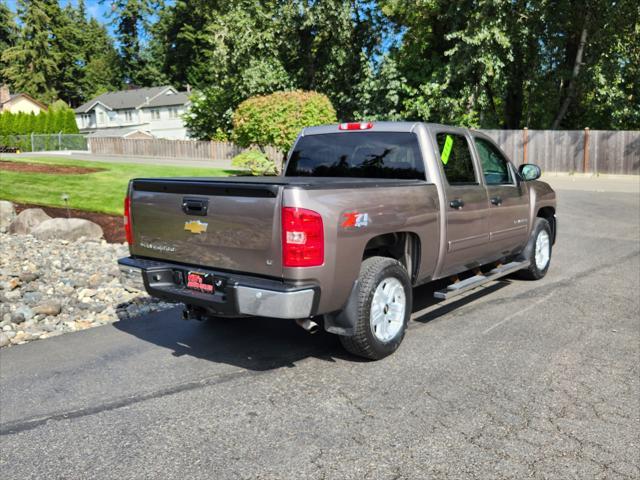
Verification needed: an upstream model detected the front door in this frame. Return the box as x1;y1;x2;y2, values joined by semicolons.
473;136;530;254
434;131;490;275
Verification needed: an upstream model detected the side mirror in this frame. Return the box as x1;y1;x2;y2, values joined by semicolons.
518;164;541;181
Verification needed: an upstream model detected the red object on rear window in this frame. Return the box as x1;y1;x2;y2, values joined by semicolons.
338;122;373;130
282;207;324;267
123;196;133;244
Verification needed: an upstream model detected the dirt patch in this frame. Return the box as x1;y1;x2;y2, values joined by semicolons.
0;160;105;175
14;203;125;244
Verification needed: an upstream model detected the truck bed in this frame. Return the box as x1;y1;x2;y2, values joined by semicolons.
127;176;430;280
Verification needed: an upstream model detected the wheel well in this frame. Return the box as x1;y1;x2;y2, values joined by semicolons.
537;207;556;243
362;232;420;283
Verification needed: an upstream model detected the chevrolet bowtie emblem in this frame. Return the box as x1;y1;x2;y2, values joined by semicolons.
184;220;208;234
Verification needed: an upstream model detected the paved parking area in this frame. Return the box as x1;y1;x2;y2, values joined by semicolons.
1;185;638;479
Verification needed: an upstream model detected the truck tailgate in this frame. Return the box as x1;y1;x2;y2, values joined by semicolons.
129;179;283;278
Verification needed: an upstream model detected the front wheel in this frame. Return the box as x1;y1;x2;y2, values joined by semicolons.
516;218;552;280
339;256;412;360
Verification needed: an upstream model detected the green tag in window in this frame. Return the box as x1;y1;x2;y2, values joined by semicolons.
441;135;453;164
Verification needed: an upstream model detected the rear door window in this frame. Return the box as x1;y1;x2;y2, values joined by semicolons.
285;132;425;180
436;133;478;185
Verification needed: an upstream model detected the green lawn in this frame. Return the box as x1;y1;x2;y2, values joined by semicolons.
0;156;238;215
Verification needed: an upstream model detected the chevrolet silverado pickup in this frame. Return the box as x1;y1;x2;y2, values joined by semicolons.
118;122;557;360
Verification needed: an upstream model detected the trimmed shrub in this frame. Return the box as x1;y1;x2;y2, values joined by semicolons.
232;90;337;154
231;150;278;176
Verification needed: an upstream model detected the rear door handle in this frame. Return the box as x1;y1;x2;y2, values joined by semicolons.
490;196;502;206
449;198;465;209
182;197;209;216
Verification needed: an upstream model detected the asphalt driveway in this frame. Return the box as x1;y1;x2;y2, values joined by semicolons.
1;184;638;479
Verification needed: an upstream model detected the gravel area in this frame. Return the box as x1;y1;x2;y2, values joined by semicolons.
0;233;175;347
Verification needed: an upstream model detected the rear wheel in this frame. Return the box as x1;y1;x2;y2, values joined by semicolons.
516;218;552;280
339;256;412;360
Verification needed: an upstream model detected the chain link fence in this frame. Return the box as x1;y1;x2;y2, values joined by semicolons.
0;134;88;153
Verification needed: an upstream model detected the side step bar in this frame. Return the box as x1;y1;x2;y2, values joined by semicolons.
433;261;529;300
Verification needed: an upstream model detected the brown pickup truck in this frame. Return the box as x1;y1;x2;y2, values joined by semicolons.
118;122;557;359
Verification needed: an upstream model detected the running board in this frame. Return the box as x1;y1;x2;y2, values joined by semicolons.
433;261;529;300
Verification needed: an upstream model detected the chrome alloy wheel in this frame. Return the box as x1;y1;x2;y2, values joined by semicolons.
535;230;550;270
370;277;406;342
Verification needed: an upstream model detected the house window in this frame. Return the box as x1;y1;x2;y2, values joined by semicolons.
168;107;179;118
124;110;134;122
151;109;161;120
98;112;105;124
82;114;91;126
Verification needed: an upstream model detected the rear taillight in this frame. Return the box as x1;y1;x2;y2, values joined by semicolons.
282;207;324;267
338;122;373;130
124;196;133;244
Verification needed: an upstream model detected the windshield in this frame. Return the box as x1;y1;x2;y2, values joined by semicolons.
285;132;425;180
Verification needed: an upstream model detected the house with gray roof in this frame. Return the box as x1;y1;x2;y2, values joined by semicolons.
74;85;191;139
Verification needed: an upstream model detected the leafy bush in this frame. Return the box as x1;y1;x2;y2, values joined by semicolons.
231;150;277;176
232;91;336;153
184;88;234;141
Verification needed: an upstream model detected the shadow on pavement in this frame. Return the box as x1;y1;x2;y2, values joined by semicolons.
115;280;511;370
114;307;352;371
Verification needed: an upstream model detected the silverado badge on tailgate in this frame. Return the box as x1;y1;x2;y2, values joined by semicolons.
184;220;208;234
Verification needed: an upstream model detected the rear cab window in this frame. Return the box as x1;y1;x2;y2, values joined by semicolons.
285;132;426;180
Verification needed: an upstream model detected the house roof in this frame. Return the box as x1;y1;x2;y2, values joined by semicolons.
0;93;48;110
75;86;189;113
87;127;154;138
144;91;190;108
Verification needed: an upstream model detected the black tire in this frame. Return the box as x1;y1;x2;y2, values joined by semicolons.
339;256;412;360
516;218;552;280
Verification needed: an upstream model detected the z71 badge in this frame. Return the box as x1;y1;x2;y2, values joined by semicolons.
342;212;370;228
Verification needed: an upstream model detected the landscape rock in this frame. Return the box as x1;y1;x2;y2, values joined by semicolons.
22;291;43;305
7;277;21;290
31;218;103;242
0;232;176;347
9;208;52;235
0;200;15;233
13;305;34;321
19;272;40;283
33;301;62;317
0;332;9;348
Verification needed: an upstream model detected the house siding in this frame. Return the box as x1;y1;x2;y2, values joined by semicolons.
74;86;190;139
2;96;45;114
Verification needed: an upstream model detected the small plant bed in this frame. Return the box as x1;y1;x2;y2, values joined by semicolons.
14;203;126;243
0;160;105;175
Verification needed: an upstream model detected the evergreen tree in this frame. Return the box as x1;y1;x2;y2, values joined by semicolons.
50;1;85;105
63;109;79;133
80;18;122;99
105;0;158;86
1;0;60;104
0;2;18;84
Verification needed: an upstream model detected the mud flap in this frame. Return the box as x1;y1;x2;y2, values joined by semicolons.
322;280;360;337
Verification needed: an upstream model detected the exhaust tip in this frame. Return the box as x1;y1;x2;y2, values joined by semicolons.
296;318;319;334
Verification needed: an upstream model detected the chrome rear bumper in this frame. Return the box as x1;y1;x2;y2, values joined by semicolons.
117;257;317;319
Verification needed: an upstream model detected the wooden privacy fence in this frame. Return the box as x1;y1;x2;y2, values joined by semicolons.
88;129;640;175
481;129;640;175
88;137;282;164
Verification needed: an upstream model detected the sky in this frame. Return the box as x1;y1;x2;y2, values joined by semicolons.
5;0;114;29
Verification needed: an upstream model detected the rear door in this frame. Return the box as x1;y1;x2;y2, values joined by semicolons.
472;136;530;253
433;130;490;275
